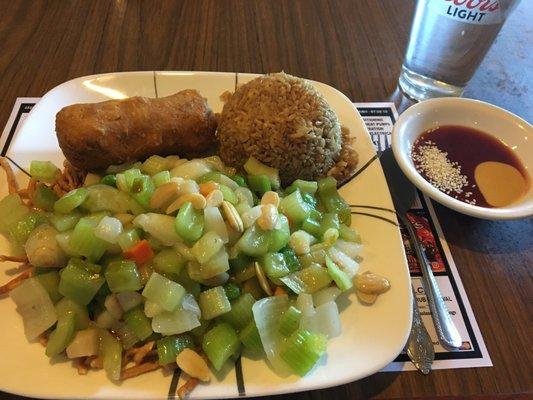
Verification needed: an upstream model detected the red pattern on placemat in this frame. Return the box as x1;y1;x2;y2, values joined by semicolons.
400;210;446;274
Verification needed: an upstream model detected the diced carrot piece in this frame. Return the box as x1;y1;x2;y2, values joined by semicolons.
123;239;154;265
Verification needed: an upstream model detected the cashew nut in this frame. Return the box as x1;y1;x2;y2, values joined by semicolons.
176;348;210;382
241;205;262;228
257;204;279;231
357;291;378;305
254;261;273;296
222;200;244;232
166;193;206;214
289;230;315;255
260;191;280;207
150;181;180;209
355;271;390;295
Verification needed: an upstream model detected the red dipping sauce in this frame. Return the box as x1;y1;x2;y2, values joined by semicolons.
411;125;529;208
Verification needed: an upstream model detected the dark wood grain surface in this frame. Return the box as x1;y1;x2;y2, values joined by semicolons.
0;1;531;399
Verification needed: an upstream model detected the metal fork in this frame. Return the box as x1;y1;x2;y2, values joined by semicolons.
407;287;434;374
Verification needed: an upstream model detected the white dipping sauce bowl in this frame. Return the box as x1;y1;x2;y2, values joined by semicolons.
392;98;532;220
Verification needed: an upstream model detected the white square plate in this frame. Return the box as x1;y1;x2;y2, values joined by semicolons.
0;71;411;399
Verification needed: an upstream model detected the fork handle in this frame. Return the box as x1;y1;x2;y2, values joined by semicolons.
399;214;462;349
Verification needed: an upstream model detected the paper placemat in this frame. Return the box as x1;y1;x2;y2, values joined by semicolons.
354;102;491;371
0;98;492;372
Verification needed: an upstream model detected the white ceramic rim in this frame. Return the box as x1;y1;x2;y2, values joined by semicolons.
391;97;533;220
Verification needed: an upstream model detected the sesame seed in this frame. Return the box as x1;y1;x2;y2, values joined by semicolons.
412;142;469;195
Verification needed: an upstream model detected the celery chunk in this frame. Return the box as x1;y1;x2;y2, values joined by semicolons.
100;174;117;187
117;228;141;251
243;157;280;189
142;272;185;311
54;188;88;214
124;307;153;340
317;177;351;225
152;170;171;187
285;179;318;195
280;246;301;272
55;297;90;330
199;286;231;320
130;175;155;209
280;329;327;376
325;255;353;291
45;312;76;357
319;213;340;238
280;190;312;224
34;271;62;303
31;185;58;211
339;224;361;243
237;225;270;257
279;306;302;336
69;217;107;261
280;264;332;294
58;259;104;305
175;202;204;242
153;249;186;275
301;209;322;237
247;175;271;195
192;231;224;264
99;329;122;381
157;334;195;365
30;160;60;183
262;252;290;279
50;212;80;232
105;260;142;293
202;323;240;370
268;214;290;252
9;211;47;244
0;194;29;233
221;293;255;330
239;321;263;353
219;184;238;205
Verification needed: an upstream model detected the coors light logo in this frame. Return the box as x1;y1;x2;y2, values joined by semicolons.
432;0;502;24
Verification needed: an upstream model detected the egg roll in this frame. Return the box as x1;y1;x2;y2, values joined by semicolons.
56;90;217;171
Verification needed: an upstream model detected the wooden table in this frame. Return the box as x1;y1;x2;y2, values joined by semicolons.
0;1;531;399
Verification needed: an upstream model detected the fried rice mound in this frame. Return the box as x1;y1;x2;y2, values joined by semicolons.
217;72;357;185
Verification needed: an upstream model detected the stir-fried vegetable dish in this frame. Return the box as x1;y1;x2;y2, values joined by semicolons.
0;154;389;396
